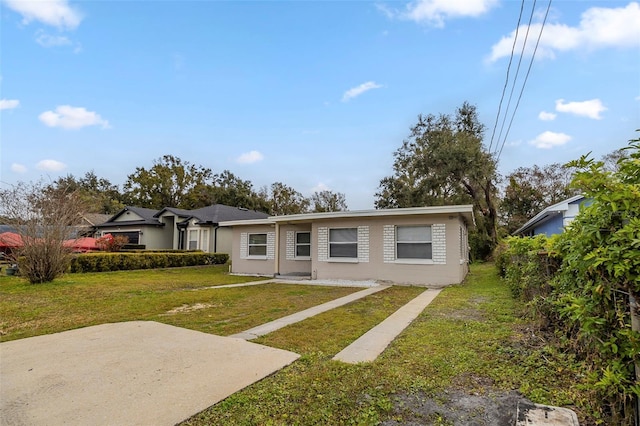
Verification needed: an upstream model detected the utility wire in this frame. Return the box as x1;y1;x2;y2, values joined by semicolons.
494;0;537;155
487;0;526;154
496;0;553;162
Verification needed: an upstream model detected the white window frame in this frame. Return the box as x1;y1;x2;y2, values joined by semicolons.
188;230;198;250
295;231;311;260
248;233;268;258
395;225;433;264
328;227;358;261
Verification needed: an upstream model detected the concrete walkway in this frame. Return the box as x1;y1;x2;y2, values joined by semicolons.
230;285;391;340
333;288;442;364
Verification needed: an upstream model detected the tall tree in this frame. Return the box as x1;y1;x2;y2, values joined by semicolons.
310;190;348;212
199;170;269;213
500;163;577;234
375;102;499;258
45;171;124;214
268;182;310;216
123;155;213;209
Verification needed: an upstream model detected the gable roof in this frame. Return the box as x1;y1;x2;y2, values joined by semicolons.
156;204;269;225
513;194;585;236
220;205;475;227
95;206;164;228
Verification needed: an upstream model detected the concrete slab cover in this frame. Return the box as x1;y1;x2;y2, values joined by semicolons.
0;321;300;426
333;288;441;363
516;401;580;425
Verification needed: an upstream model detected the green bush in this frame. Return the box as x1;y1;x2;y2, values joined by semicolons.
496;136;640;424
69;252;229;273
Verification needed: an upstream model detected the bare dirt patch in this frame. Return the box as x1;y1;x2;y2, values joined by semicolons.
382;387;528;426
162;303;218;315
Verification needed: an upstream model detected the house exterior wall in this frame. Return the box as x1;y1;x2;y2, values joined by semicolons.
310;214;465;286
96;226;167;249
533;216;564;236
215;228;233;253
229;224;275;276
227;213;471;286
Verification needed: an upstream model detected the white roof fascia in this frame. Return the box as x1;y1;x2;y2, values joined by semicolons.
514;194;585;235
220;205;474;227
218;218;274;227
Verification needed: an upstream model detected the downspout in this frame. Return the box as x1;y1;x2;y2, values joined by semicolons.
274;222;280;277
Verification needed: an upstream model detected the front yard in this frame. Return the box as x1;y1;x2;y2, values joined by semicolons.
0;264;590;424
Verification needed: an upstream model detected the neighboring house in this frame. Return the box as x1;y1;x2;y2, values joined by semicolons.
513;195;589;237
94;205;269;253
77;213;112;237
220;205;475;286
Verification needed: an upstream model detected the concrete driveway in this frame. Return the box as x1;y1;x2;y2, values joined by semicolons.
0;321;299;426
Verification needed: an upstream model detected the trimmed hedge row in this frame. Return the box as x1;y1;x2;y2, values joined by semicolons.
69;252;229;273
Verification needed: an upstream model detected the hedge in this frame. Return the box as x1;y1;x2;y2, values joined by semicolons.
69;252;229;273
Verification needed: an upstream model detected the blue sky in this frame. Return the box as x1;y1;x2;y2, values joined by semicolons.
1;0;639;210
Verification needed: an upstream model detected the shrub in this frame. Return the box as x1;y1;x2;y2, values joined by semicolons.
69;252;228;273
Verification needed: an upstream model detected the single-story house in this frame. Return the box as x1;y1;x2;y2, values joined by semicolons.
220;205;475;286
513;195;589;237
94;204;269;253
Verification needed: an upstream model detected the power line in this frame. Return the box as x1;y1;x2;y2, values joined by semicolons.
496;0;553;162
487;0;526;154
494;0;537;156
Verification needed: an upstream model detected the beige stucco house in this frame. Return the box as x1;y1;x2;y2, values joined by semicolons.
94;205;269;253
221;205;474;286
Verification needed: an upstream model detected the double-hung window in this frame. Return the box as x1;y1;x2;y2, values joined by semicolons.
329;228;358;258
396;226;432;260
248;233;267;257
295;232;311;258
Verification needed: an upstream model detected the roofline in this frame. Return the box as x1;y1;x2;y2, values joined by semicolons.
513;194;585;235
220;205;475;227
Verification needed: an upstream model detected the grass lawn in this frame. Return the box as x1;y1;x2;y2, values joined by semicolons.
0;263;589;424
182;263;588;425
0;266;361;341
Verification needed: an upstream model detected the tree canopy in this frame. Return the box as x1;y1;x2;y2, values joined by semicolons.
375;101;499;258
500;163;577;234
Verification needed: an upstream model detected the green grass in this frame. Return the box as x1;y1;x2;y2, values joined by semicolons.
181;263;588;425
0;266;359;341
0;263;589;424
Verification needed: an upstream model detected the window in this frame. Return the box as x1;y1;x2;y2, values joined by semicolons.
396;226;432;259
200;229;209;252
110;231;139;245
248;233;267;257
188;230;198;250
295;232;311;257
329;228;357;258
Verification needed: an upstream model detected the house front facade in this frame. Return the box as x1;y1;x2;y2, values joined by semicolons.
221;205;474;286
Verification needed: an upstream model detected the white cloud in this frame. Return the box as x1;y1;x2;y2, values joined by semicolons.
0;99;20;110
36;159;67;172
236;150;264;164
11;163;27;173
635;95;640;101
529;131;572;149
311;183;330;193
555;98;607;120
39;105;110;129
342;81;383;102
538;111;556;121
402;0;498;26
35;30;71;47
2;0;83;30
488;2;640;61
